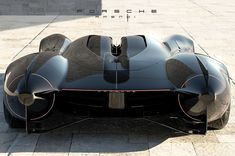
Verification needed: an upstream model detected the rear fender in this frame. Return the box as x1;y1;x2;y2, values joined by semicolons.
39;34;71;54
163;34;194;54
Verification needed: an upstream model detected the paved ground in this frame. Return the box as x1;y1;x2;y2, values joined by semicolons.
0;0;235;155
0;0;102;15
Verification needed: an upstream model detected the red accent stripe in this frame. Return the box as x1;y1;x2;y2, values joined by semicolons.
61;89;171;92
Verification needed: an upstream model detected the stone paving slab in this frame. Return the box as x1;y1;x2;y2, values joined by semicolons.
0;0;101;15
0;0;235;156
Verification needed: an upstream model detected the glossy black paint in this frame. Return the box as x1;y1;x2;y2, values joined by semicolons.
3;34;231;133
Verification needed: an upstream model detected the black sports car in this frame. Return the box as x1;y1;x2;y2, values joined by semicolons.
3;34;231;134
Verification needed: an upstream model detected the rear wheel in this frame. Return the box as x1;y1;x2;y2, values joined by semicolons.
3;103;25;128
208;105;230;130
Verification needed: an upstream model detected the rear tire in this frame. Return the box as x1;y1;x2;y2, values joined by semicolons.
3;103;25;128
208;105;230;130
